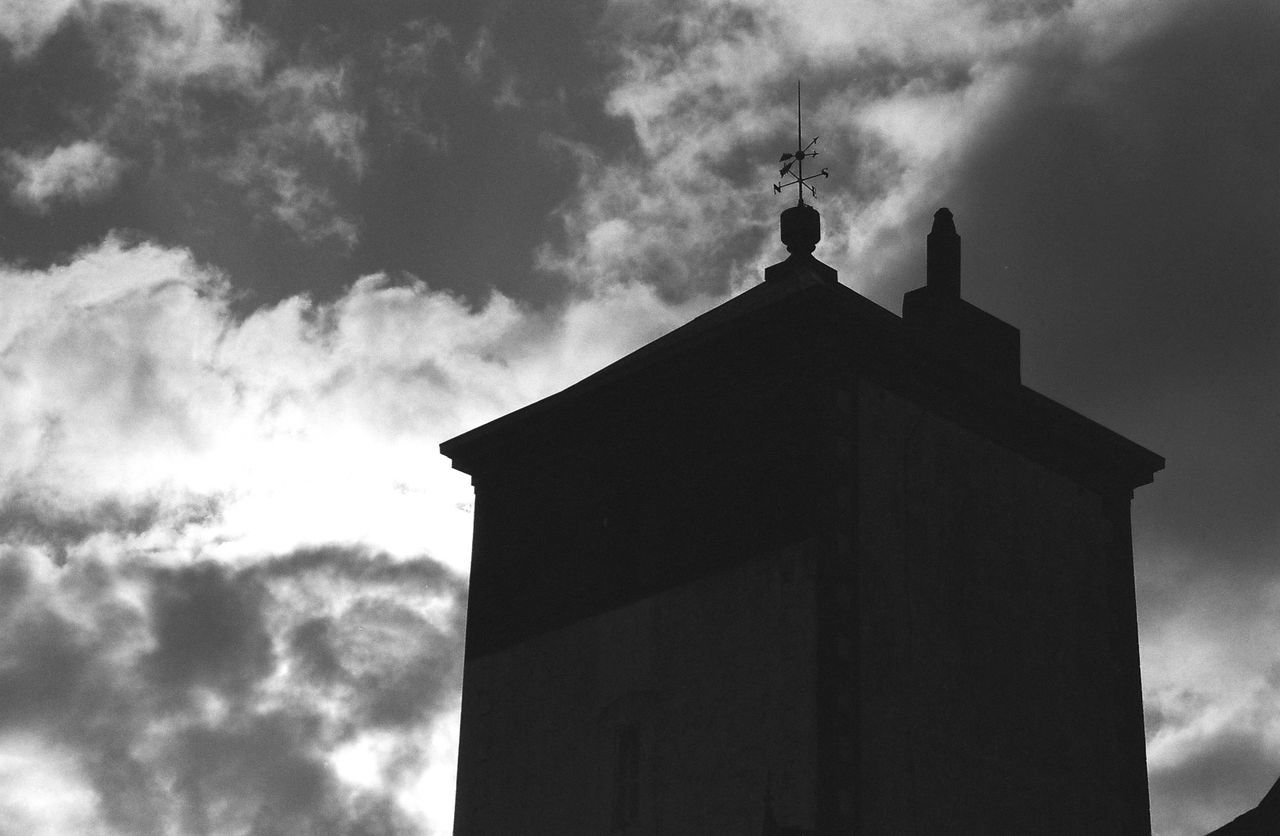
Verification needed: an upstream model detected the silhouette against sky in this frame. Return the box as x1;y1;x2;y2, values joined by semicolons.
0;1;1278;833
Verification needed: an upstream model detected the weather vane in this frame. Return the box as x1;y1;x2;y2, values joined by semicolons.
773;82;828;205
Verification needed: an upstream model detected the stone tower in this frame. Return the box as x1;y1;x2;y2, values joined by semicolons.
440;206;1163;834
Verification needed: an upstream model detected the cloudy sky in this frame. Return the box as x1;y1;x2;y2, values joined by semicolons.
0;0;1277;833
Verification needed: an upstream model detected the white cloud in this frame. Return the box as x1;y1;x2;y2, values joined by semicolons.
1137;557;1280;835
372;20;457;152
178;62;367;249
547;0;1200;304
2;3;1260;833
0;0;264;81
5;0;368;247
0;542;469;834
0;231;722;833
0;0;78;59
463;26;495;82
0;737;106;836
5;141;125;213
0;237;706;571
96;0;265;88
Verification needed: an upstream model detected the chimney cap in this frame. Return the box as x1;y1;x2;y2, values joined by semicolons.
931;207;956;235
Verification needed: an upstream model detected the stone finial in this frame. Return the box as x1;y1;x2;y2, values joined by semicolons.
781;203;820;256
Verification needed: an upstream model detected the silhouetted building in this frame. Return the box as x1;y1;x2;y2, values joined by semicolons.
441;205;1163;834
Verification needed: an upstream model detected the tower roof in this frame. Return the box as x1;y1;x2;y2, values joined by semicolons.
441;254;1163;495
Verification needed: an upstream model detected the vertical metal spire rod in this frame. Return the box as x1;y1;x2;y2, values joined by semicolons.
797;81;803;205
772;81;828;205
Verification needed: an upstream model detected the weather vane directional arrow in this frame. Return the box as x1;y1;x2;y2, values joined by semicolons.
773;82;828;204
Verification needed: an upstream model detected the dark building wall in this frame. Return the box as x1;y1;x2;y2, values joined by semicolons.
453;546;820;835
458;307;830;661
444;271;1161;834
852;379;1151;834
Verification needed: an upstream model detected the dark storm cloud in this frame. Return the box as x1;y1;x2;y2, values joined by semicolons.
167;711;421;835
263;545;469;727
0;552;162;832
984;0;1073;23
260;0;635;307
260;542;469;591
348;596;464;727
873;6;1280;827
0;491;221;564
144;561;275;699
2;1;1273;832
0;0;631;311
290;615;346;680
876;0;1280;582
0;592;109;726
0;544;466;833
0;2;360;306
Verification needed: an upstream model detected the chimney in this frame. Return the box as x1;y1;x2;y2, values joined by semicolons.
903;207;1020;383
926;207;961;295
